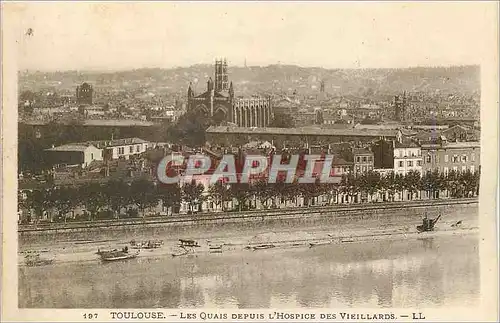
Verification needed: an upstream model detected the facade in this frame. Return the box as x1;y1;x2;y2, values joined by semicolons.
45;144;102;168
421;140;480;175
187;58;273;127
353;147;374;174
76;82;93;105
89;137;149;160
393;141;422;175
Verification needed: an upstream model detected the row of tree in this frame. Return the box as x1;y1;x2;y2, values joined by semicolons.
19;169;479;223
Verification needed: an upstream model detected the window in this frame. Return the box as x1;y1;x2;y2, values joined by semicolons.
408;161;413;167
452;155;458;163
471;153;475;161
462;155;467;163
362;166;367;172
362;156;367;162
426;155;431;163
444;154;449;162
453;166;458;172
356;166;360;172
470;165;475;173
118;147;124;155
399;161;404;167
462;166;467;172
417;160;422;166
137;145;141;152
444;167;449;175
356;157;361;163
91;153;94;160
129;146;133;153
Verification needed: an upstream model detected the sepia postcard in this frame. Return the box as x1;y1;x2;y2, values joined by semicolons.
1;1;499;322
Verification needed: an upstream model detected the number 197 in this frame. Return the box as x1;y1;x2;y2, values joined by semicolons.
83;313;98;319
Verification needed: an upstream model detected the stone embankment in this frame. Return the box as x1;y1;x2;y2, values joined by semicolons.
18;198;478;246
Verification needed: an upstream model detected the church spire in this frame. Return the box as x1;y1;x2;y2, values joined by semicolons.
229;81;234;98
207;77;214;92
187;82;194;99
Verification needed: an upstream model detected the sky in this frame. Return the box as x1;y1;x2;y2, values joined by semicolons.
6;1;497;71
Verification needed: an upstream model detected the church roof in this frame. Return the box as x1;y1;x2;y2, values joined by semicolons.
193;91;229;99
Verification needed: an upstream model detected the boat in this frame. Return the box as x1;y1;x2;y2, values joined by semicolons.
171;246;190;257
309;241;332;248
100;249;139;262
24;253;54;266
130;239;163;249
417;213;443;233
96;248;119;255
179;239;200;247
249;244;275;250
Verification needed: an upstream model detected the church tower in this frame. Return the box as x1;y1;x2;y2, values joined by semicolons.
214;58;229;92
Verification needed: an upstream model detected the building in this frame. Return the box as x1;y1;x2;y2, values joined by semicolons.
393;141;422;175
393;92;407;122
187;58;273;127
353;147;374;174
88;137;149;160
441;125;480;142
421;140;480;175
45;144;102;168
206;126;402;148
76;82;93;105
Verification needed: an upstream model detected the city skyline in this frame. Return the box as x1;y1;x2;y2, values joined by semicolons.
10;2;494;72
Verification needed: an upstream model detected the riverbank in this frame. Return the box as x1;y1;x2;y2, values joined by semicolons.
19;203;478;266
19;198;478;246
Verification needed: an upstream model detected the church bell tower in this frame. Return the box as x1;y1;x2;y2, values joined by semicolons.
214;58;229;92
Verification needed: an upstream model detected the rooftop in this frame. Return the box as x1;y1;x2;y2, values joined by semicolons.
46;144;95;152
206;126;399;138
421;141;480;149
87;137;148;148
352;147;373;155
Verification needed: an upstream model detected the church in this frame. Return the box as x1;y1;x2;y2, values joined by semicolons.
187;58;273;127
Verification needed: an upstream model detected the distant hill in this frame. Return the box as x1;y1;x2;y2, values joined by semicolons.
18;65;480;97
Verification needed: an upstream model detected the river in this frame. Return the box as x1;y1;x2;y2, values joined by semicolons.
18;233;479;308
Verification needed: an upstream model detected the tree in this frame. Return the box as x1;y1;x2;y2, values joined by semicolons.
168;110;212;147
129;179;158;217
105;180;130;218
340;173;359;203
51;186;79;222
157;183;182;214
182;180;205;213
80;183;108;221
360;171;381;202
445;170;461;198
208;181;231;211
24;188;55;223
229;182;252;211
394;173;405;201
268;112;295;128
404;170;421;200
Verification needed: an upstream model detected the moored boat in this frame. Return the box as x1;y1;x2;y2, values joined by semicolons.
309;241;332;248
249;244;275;250
100;249;139;262
24;253;55;266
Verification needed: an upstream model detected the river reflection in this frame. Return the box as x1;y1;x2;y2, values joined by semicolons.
19;235;479;308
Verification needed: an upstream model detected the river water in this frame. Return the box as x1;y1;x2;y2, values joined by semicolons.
19;234;479;308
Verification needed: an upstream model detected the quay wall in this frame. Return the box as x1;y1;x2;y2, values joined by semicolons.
18;198;478;246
